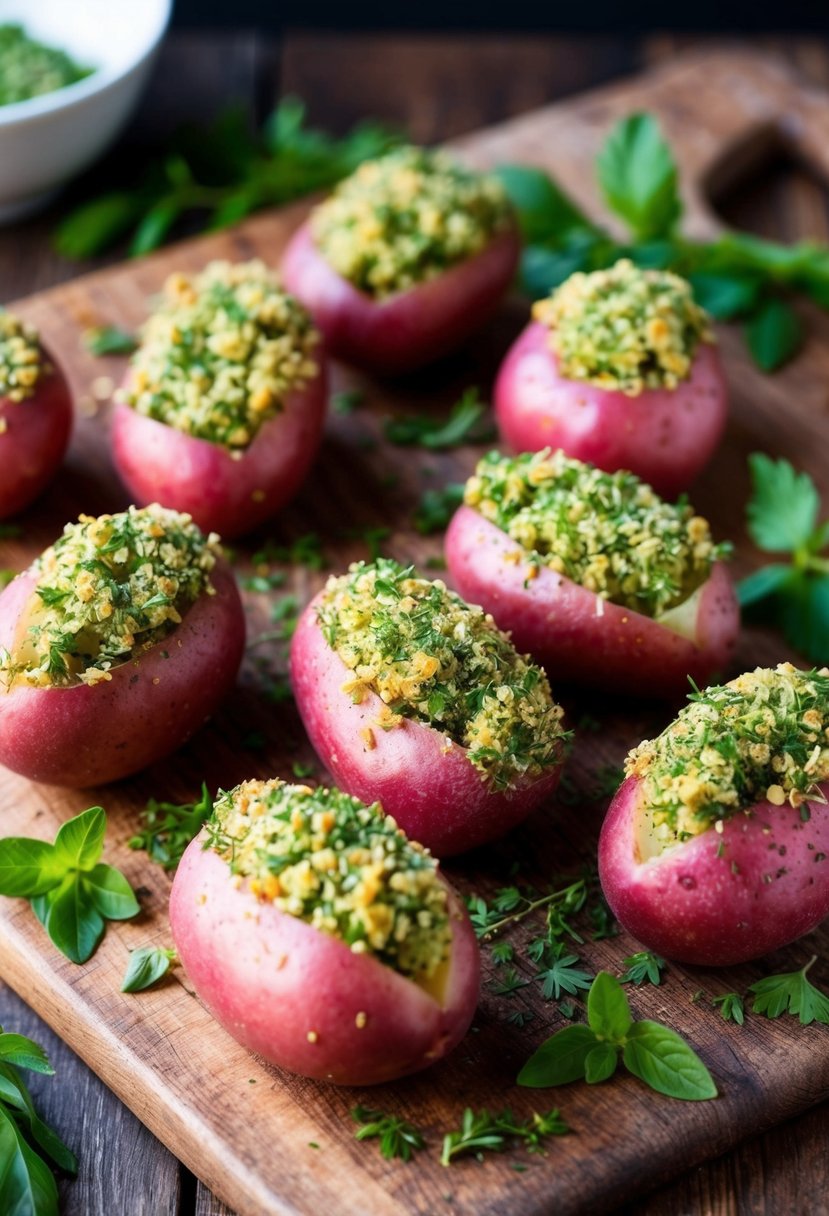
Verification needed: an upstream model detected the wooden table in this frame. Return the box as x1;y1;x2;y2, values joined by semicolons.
0;28;827;1216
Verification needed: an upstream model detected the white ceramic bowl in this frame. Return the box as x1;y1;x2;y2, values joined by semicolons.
0;0;172;221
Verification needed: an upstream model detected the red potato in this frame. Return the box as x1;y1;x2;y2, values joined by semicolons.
598;775;829;966
494;322;728;498
111;371;328;539
280;221;520;375
0;558;244;787
0;359;72;519
445;505;739;697
290;593;562;857
170;838;480;1085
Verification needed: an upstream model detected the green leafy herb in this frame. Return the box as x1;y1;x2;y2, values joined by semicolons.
738;454;829;662
54;98;401;259
121;946;178;993
352;1106;425;1161
491;967;531;997
413;484;465;535
490;941;515;966
712;993;745;1025
82;325;137;356
535;951;593;1001
128;784;213;872
518;971;717;1101
745;297;803;371
291;761;315;779
620;951;666;987
748;956;829;1026
440;1107;569;1166
596;112;682;241
467;878;587;940
332;389;365;415
0;808;139;964
384;388;495;450
252;533;327;572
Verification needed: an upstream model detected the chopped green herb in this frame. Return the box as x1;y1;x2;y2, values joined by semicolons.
620;951;666;986
82;325;137;356
0;22;92;107
291;761;315;779
128;784;213;872
491;967;531;997
352;1106;425;1161
712;993;745;1025
414;484;465;535
441;1107;569;1166
384;388;495;450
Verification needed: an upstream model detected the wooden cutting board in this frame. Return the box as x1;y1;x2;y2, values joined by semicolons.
1;47;828;1216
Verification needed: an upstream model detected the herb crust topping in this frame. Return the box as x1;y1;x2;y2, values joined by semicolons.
0;310;46;405
205;778;451;980
0;23;92;107
0;504;218;689
627;663;829;844
123;260;319;449
465;449;728;618
533;259;712;395
311;145;511;298
317;558;567;790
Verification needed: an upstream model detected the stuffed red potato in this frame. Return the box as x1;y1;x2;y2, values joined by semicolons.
111;260;326;539
445;449;738;697
290;559;567;857
599;664;829;965
0;312;72;519
0;505;244;787
494;261;728;497
280;145;519;375
170;778;480;1085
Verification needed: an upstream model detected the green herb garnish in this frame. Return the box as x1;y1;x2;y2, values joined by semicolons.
440;1107;569;1166
0;23;92;107
0;807;139;964
384;388;495;450
748;957;829;1026
121;947;178;993
519;972;717;1101
413;484;464;535
128;784;213;872
712;993;745;1025
352;1107;425;1161
620;951;666;987
82;326;137;356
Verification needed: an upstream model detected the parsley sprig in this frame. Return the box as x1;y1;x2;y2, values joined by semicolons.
384;388;495;450
440;1107;569;1166
738;454;829;661
351;1107;425;1161
0;1026;77;1216
128;784;213;873
497;111;829;371
0;808;139;964
748;957;829;1026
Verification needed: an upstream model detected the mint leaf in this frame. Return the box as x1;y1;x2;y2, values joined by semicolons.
39;876;105;965
748;957;829;1026
0;840;64;898
587;971;632;1040
746;454;819;551
597;113;681;241
516;1024;598;1087
0;1034;53;1075
81;864;140;921
53;806;105;872
495;164;593;243
0;1104;59;1216
623;1021;718;1100
745;297;803;372
121;947;177;994
584;1043;618;1084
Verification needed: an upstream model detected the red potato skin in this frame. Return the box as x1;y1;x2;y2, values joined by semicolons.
111;368;328;539
0;559;245;788
169;835;481;1085
494;322;728;498
0;362;72;519
444;505;739;697
280;220;520;375
290;593;563;857
598;775;829;965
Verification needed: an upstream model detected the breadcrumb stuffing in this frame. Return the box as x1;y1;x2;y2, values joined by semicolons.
626;663;829;844
206;778;452;980
311;146;511;298
533;259;712;395
465;448;729;618
0;310;47;402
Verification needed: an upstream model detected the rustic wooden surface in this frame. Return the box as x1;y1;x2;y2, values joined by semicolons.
0;30;828;1216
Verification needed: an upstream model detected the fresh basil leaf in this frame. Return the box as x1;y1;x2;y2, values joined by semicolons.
0;1034;53;1075
516;1024;598;1087
25;1112;77;1176
623;1020;717;1100
40;876;105;965
737;563;794;607
121;947;176;994
688;271;759;319
0;1063;28;1111
53;191;144;259
81;865;140;921
745;297;804;372
0;1104;59;1216
584;1042;618;1084
597;113;681;241
0;840;63;899
53;807;105;872
495;164;593;243
587;971;632;1041
746;454;819;552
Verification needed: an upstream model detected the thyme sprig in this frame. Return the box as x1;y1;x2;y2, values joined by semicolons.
440;1107;570;1166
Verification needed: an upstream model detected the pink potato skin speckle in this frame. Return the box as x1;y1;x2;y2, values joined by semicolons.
0;558;245;788
598;775;829;966
0;361;72;519
444;506;739;697
169;837;481;1085
111;368;328;539
494;322;728;498
280;221;520;375
290;592;564;858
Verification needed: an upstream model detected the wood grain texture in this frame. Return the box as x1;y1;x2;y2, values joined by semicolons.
1;46;829;1216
